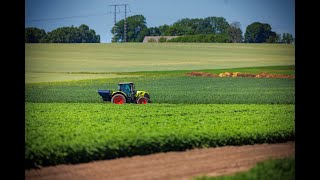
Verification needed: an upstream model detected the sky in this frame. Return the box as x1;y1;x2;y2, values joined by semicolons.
25;0;295;43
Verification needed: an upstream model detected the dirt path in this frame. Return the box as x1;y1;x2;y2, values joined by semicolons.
26;141;295;180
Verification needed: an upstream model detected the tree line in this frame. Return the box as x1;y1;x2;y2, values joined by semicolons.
112;15;294;43
25;15;294;44
25;24;100;43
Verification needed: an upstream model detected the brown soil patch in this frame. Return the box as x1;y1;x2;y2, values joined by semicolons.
25;142;295;180
186;71;219;77
255;72;295;79
187;72;295;79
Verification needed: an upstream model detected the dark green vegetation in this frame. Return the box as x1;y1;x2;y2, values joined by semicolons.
282;33;294;44
25;24;100;43
113;15;230;42
195;157;295;180
112;15;148;42
111;15;293;43
25;103;294;168
167;34;229;43
25;27;47;43
26;74;295;104
244;22;278;43
26;15;294;43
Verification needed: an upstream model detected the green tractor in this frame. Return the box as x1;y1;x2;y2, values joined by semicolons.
98;82;151;104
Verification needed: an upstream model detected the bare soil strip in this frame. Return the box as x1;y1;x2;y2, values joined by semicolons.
26;141;295;180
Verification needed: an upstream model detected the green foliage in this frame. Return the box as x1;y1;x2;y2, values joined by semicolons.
148;27;161;36
25;25;100;43
112;16;231;42
25;103;294;168
158;37;167;42
25;27;47;43
244;22;276;43
195;157;295;180
25;76;295;104
43;24;100;43
111;15;148;42
282;33;294;44
161;16;230;36
147;38;157;43
167;34;229;43
266;32;282;43
157;24;170;35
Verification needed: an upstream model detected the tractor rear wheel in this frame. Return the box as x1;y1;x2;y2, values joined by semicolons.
137;97;148;104
111;94;126;104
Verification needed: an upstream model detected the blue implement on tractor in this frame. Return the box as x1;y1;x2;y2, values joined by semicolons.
98;82;151;104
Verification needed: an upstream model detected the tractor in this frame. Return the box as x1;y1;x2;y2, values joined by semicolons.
98;82;151;104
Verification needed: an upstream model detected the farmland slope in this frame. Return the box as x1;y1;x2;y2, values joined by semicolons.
26;43;295;82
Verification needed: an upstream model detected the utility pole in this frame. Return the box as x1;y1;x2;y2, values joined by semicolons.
110;4;129;42
124;4;127;42
109;5;118;27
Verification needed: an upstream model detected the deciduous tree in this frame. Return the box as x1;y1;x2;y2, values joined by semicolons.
111;15;148;42
244;22;275;43
228;22;243;43
25;27;46;43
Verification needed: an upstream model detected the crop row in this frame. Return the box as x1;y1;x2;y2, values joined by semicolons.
25;103;295;168
25;76;295;104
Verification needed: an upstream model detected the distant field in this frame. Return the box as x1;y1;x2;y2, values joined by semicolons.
25;43;295;82
25;72;140;83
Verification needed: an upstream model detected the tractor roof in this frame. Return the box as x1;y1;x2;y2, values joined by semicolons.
118;82;134;85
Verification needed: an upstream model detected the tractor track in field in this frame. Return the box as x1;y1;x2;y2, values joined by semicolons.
25;141;295;180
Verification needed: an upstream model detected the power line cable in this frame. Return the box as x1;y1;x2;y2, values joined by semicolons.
26;12;113;22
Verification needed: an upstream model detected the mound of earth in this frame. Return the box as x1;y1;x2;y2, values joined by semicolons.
186;72;219;77
187;72;295;79
255;72;295;79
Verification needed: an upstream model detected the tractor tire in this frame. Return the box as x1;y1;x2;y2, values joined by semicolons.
144;93;151;103
144;93;150;99
111;94;126;104
137;97;148;104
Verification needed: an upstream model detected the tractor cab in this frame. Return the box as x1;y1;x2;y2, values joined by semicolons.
118;82;135;97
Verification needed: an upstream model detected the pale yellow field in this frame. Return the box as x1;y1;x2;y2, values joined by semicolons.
25;43;295;83
25;72;140;83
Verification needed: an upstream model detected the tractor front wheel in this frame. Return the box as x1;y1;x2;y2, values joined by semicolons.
137;97;148;104
111;94;126;104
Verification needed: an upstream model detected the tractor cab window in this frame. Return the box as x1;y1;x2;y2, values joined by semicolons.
132;84;135;93
119;84;131;96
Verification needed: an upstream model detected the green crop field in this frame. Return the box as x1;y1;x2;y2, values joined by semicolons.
25;103;294;168
25;43;295;83
25;43;295;169
26;76;295;104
